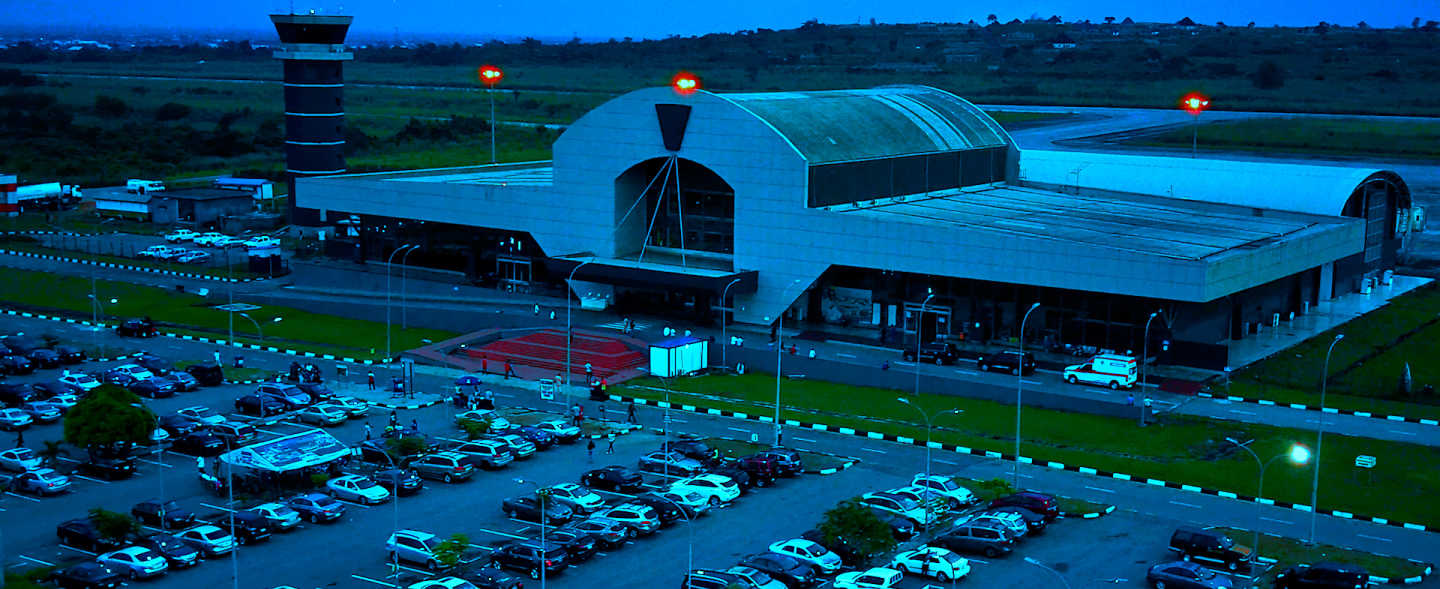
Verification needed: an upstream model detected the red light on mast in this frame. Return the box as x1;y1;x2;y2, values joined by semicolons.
1180;92;1211;115
479;65;504;86
672;72;701;95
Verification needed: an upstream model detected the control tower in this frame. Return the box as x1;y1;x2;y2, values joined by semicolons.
270;13;353;227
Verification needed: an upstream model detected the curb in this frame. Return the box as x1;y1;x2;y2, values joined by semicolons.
611;393;1438;536
1;308;392;365
1195;390;1439;428
0;246;271;283
1064;504;1117;519
1224;527;1433;585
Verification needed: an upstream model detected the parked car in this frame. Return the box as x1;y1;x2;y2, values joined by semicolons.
373;468;424;496
244;236;279;248
489;542;569;580
833;567;904;589
740;552;818;589
639;450;705;475
534;419;582;443
0;383;39;407
213;236;247;249
768;539;843;575
1063;353;1138;389
976;350;1037;375
455;409;512;430
450;440;513;470
164;229;198;243
903;342;961;365
868;508;918;540
1168;527;1253;571
888;546;969;582
0;408;34;430
76;454;137;480
9;468;72;495
458;568;526;589
561;517;629;549
26;348;62;369
192;232;227;247
45;392;80;413
54;344;87;364
56;518;128;553
132;499;197;529
110;363;155;381
798;529;872;567
235;395;285;417
0;447;43;472
862;491;939;529
986;506;1048;534
885;485;955;514
501;495;574;524
213;511;273;545
288;493;347;523
184;362;225;386
411;452;477;483
128;376;177;399
171;431;226;456
388;530;443;571
177;406;226;426
44;562;125;589
20;401;62;423
630;492;687;523
133;534;201;568
137;245;177;259
754;448;804;476
256;383;311;409
910;474;978;507
593;503;661;537
59;373;102;393
544;483;606;513
177;250;212;264
115;319;158;338
963;511;1028;540
158;414;203;437
1274;562;1369;589
484;433;537;459
249;503;302;531
670;474;741;506
327;395;370;417
545;527;599;563
0;355;34;375
136;355;176;376
928;519;1015;557
683;570;743;589
95;546;169;579
731;454;782;487
296;404;349;426
31;380;71;401
727;566;788;589
208;422;258;447
174;525;237;558
327;474;392;504
295;382;336;403
659;438;721;463
1148;561;1235;589
988;491;1060;520
505;425;556;449
709;461;753;490
581;465;645;492
163;371;200;391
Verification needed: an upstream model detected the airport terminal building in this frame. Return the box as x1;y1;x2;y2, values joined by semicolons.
299;85;1415;370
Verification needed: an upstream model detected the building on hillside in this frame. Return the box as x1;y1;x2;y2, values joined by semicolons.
1050;34;1077;48
1175;17;1198;29
150;188;257;227
92;189;155;219
297;85;1418;372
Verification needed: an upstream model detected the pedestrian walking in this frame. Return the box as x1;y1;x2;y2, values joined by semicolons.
481;356;488;375
14;430;23;448
573;405;585;426
503;360;517;379
367;371;377;390
365;423;372;440
807;348;816;359
626;401;638;424
1142;396;1153;424
197;457;205;474
534;304;540;316
213;351;222;365
1126;394;1135;406
584;362;593;381
587;439;595;463
389;410;399;428
411;419;420;434
549;310;556;320
606;432;616;454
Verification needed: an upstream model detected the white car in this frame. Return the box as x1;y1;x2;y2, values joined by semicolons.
175;525;237;557
454;409;512;431
889;547;970;582
0;408;34;431
243;236;280;248
768;539;842;574
863;491;941;528
97;546;169;579
47;392;79;412
60;374;102;393
137;245;175;259
0;447;43;472
164;229;198;243
669;474;740;506
655;489;711;516
155;247;187;260
834;567;904;589
177;406;227;426
251;502;302;530
911;474;977;507
213;236;247;249
113;364;155;381
886;486;955;514
408;577;477;589
177;251;212;264
327;474;391;504
193;232;227;247
545;483;606;513
534;419;581;441
328;396;371;417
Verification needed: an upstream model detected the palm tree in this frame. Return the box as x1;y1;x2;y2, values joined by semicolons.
37;439;70;468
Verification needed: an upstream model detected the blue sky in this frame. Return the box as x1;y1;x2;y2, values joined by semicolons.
9;0;1434;40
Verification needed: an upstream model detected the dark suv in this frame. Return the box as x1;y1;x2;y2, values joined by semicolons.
489;542;569;579
732;454;781;486
1168;527;1253;571
76;454;137;480
184;362;225;387
989;492;1059;519
903;342;961;365
1275;562;1368;589
56;517;129;552
977;350;1037;375
754;449;803;476
929;519;1016;557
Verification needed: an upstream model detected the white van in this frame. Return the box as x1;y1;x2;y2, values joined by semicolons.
1063;354;1137;389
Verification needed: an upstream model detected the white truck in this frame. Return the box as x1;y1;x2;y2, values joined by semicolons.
126;179;165;194
1063;354;1138;390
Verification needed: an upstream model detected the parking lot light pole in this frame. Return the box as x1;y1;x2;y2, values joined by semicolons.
913;292;935;396
655;374;672;479
376;453;401;579
385;244;418;362
400;246;421;330
720;278;741;370
1025;557;1125;589
897;397;962;527
238;313;279;342
1311;333;1343;543
1015;302;1041;487
773;279;803;445
515;478;546;588
565;258;596;399
1227;437;1310;566
654;494;694;572
1142;310;1163;392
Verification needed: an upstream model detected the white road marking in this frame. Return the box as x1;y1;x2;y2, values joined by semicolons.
1229;410;1257;416
58;545;96;556
18;555;54;567
1170;501;1203;509
351;574;398;587
1357;534;1393;542
478;528;529;540
934;459;959;466
137;458;173;468
793;437;818;443
201;503;236;513
72;474;109;484
861;447;887;454
1084;486;1116;493
954;370;978;376
1022;380;1042;385
332;498;373;508
1389;430;1417;436
894;362;914;366
835;353;856;358
727;427;751;433
1261;517;1292;524
6;492;40;502
669;418;688;423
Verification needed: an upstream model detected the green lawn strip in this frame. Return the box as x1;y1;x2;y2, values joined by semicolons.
1212;527;1430;586
1141;119;1440;160
1;211;161;237
703;437;853;471
619;375;1440;527
0;267;458;361
0;239;264;280
1056;496;1113;516
1221;381;1440;423
173;359;275;383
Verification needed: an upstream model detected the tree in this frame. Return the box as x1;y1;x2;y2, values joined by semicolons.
94;95;130;119
154;102;192;121
385;436;429;461
1247;21;1256;27
36;439;69;467
64;385;154;455
432;533;471;568
458;417;492;440
1314;22;1329;35
987;14;998;24
89;507;143;544
1413;17;1421;28
1105;16;1115;24
816;499;895;565
1251;60;1286;89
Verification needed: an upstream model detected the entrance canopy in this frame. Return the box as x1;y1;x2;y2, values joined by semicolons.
220;428;349;472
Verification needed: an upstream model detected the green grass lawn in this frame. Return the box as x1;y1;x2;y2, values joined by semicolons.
173;359;275;382
0;267;457;360
984;111;1071;126
621;374;1440;527
1141;118;1440;160
1212;527;1430;586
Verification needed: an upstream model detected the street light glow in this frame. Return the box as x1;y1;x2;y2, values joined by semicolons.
478;64;504;85
1290;444;1311;465
1180;92;1211;115
672;71;701;95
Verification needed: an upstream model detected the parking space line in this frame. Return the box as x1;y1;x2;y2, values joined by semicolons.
201;503;236;513
1021;380;1042;385
58;545;96;556
1389;430;1417;436
5;492;40;502
966;558;989;565
835;353;856;358
792;437;818;443
727;427;751;433
351;574;398;587
136;458;173;468
256;429;291;436
1084;486;1115;493
670;418;688;423
477;528;529;540
1170;501;1203;509
596;490;636;499
860;448;887;454
1260;517;1291;525
72;474;110;484
934;459;958;466
1229;410;1257;416
514;526;531;533
18;555;54;567
333;498;373;508
1357;534;1393;542
954;370;978;375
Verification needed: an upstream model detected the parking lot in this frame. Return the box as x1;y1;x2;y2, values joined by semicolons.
0;315;1429;589
30;230;290;272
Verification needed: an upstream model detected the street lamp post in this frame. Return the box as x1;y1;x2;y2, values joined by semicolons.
1025;557;1125;589
1142;310;1163;392
897;397;962;527
653;494;694;572
773;279;803;445
238;313;280;342
1311;333;1344;543
515;478;546;588
1228;438;1311;564
656;374;673;479
400;246;421;330
1015;302;1041;487
385;245;418;362
720;278;742;370
565;259;596;402
913;292;935;397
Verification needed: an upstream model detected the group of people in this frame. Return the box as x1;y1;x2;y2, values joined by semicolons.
287;362;323;384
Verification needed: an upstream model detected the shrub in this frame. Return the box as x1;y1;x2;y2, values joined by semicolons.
94;95;130;119
154;102;193;121
1251;60;1286;89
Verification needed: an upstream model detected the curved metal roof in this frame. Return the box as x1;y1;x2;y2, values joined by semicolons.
1019;150;1406;217
716;85;1011;165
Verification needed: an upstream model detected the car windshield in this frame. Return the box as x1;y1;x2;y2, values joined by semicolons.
315;497;340;508
941;551;965;565
934;478;958;490
12;449;35;460
158;501;181;511
193;408;217;418
74;375;96;384
200;530;228;540
268;506;296;517
354;479;376;489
